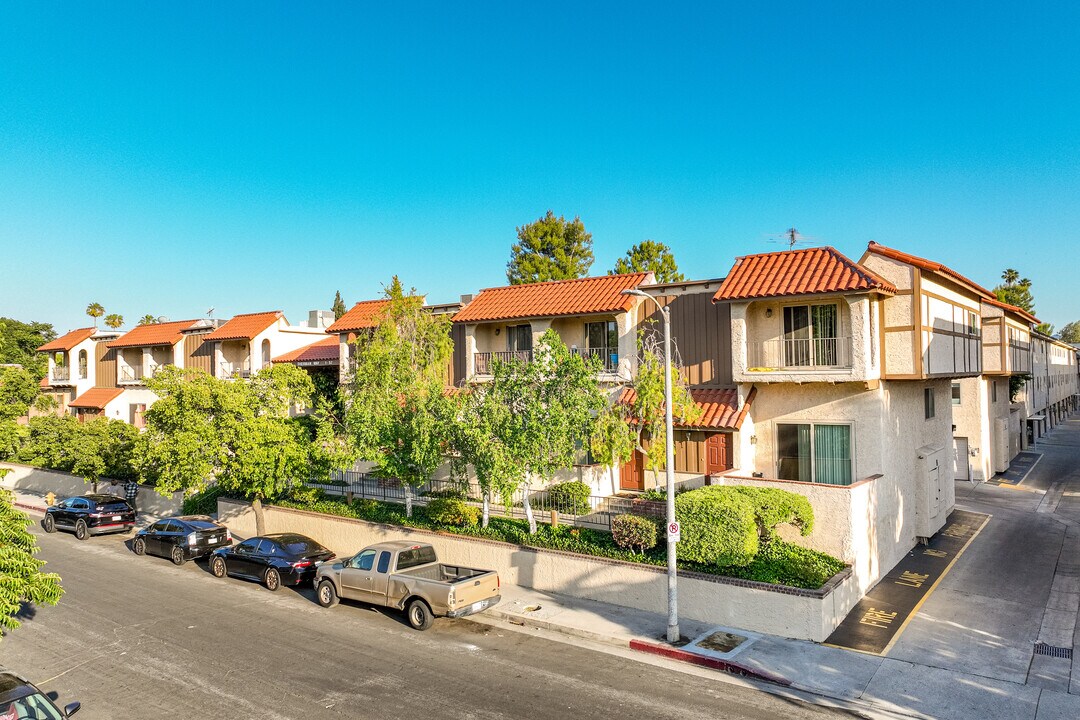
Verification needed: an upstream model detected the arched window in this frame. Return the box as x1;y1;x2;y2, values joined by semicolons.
78;350;88;379
261;339;271;368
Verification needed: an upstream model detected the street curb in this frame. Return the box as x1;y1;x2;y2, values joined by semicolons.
628;639;792;686
482;607;629;648
14;502;46;515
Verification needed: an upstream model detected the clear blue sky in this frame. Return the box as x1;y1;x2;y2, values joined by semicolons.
2;3;1078;332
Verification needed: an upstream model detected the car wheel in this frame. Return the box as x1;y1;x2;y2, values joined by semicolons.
42;514;56;533
74;520;89;541
406;598;434;631
170;544;186;566
264;568;282;592
211;556;227;578
133;537;146;556
317;580;339;608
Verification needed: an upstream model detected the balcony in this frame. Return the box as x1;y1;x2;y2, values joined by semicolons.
570;347;620;373
219;361;252;378
474;351;532;376
51;366;71;383
118;365;145;385
748;336;853;371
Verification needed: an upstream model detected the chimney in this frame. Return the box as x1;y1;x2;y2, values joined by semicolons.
459;293;475;306
309;310;335;329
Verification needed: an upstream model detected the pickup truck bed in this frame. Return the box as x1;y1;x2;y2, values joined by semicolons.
397;563;489;583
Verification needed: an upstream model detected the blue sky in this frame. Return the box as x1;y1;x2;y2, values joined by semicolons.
2;3;1078;332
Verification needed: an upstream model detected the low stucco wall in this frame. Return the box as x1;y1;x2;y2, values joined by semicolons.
0;462;183;516
218;498;858;642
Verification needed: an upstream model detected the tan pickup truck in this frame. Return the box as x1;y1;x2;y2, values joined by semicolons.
314;541;501;630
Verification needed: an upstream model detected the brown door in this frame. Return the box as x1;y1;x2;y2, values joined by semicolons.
705;433;732;477
620;451;644;491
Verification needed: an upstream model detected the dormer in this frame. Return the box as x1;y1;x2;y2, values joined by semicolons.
37;327;97;388
980;298;1036;376
714;247;896;384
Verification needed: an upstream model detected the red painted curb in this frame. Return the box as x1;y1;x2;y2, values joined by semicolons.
629;639;791;686
14;502;46;514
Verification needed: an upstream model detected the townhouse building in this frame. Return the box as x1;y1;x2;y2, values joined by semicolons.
326;300;391;383
203;310;332;379
1026;331;1079;441
36;327;122;419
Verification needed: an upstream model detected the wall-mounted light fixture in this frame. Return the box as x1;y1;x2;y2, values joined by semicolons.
765;308;773;318
750;435;758;444
494;328;500;336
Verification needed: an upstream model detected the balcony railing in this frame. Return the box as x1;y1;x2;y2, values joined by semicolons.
118;365;145;384
219;361;252;378
51;366;70;382
473;351;533;375
748;336;853;371
571;347;620;373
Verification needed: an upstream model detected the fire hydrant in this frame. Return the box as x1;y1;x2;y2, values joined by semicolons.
45;491;56;507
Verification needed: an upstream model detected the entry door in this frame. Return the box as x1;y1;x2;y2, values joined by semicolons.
620;451;644;491
953;437;969;480
705;433;732;477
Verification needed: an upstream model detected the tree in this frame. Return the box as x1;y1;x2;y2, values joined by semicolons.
993;269;1035;314
1058;321;1080;344
0;318;56;377
14;416;138;490
85;303;105;328
1036;323;1055;337
0;487;63;637
344;278;454;517
611;240;685;283
332;291;347;320
506;211;594;285
137;315;158;326
0;367;40;422
139;364;331;534
104;313;124;330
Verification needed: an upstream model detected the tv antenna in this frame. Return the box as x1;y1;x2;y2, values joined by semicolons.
207;307;215;319
765;227;817;250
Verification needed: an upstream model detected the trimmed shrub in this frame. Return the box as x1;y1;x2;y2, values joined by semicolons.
612;514;658;554
425;497;481;527
674;487;759;567
722;486;814;537
283;485;322;505
544;480;591;515
723;538;844;588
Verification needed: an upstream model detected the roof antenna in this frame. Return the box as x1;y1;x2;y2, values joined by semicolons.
765;227;816;250
207;307;215;319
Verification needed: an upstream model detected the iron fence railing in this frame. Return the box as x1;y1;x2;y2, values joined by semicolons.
748;336;852;370
51;366;70;381
220;361;252;378
473;350;533;375
118;365;144;383
307;470;639;532
570;347;619;372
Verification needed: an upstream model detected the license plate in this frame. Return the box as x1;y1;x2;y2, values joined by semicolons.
315;560;324;566
208;537;218;544
469;600;486;613
111;515;121;521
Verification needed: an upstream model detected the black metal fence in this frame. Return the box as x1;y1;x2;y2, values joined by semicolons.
307;470;641;532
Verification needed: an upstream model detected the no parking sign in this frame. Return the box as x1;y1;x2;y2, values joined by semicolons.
667;521;681;543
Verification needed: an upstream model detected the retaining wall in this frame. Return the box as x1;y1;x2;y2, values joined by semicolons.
1;462;183;516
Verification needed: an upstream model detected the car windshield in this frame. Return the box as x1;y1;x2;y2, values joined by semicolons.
277;536;325;555
0;693;64;720
396;545;437;570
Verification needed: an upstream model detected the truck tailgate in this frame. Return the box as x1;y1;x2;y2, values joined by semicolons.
452;571;499;608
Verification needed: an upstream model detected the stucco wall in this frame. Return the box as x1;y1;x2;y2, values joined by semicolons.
1;462;183;516
218;498;858;641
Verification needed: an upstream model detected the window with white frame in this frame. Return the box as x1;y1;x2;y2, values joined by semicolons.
951;382;962;405
782;303;840;367
776;423;853;486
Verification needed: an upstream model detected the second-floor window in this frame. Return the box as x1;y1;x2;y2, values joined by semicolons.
78;350;88;379
783;304;839;367
506;324;532;353
584;320;618;371
951;382;962;405
925;387;935;419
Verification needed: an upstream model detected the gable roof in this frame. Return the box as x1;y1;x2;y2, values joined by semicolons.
107;320;200;348
37;327;96;352
204;311;283;341
713;247;896;302
272;336;339;366
69;387;123;410
453;273;653;324
984;297;1040;325
618;386;756;430
327;300;391;334
864;242;995;300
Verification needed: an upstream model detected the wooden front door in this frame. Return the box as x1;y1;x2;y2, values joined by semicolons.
705;433;732;477
620;451;645;491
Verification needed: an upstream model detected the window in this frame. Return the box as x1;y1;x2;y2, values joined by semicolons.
78;350;88;379
506;324;532;354
967;312;978;335
952;382;962;405
377;551;391;574
777;423;852;485
396;545;438;570
925;388;935;419
782;304;839;366
352;550;376;571
261;339;271;367
584;320;619;371
992;381;998;403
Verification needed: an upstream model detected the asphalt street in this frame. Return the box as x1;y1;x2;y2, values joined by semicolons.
2;524;855;720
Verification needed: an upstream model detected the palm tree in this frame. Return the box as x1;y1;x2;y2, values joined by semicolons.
1001;268;1019;287
137;315;158;326
104;313;124;330
85;302;105;328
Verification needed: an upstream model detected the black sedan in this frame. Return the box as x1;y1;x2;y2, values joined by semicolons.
132;515;232;565
0;665;80;718
210;533;335;591
42;494;135;540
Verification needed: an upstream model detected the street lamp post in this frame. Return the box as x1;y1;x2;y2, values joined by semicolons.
623;288;679;642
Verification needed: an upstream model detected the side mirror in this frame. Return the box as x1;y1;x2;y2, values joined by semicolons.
64;701;81;717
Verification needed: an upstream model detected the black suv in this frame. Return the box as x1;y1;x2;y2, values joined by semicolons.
43;494;135;540
0;666;80;718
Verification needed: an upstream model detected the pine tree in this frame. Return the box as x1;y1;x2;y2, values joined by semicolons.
332;291;347;320
507;211;594;284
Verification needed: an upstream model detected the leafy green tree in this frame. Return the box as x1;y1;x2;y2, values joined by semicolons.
993;269;1035;314
0;367;41;422
137;315;158;326
85;303;105;328
104;313;124;330
1058;321;1080;344
452;384;522;528
139;364;331;534
506;211;594;285
0;487;63;637
0;318;56;377
1036;322;1055;337
344;278;454;516
332;291;347;320
14;416;138;490
611;240;685;283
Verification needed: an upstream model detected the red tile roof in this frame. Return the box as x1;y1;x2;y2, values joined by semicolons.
69;387;123;410
327;300;391;334
204;311;283;341
39;377;50;388
713;247;896;302
864;242;995;300
984;297;1040;325
37;327;96;352
272;336;339;365
453;273;653;324
107;320;200;348
618;386;755;430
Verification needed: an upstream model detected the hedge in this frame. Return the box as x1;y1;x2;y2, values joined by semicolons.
541;480;591;515
426;497;481;527
709;486;814;537
612;514;658;554
673;487;759;567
